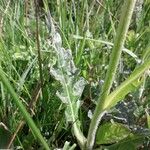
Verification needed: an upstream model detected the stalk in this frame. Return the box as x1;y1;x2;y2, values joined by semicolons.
0;68;50;150
86;0;137;149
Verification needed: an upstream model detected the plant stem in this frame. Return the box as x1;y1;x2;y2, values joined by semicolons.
0;68;50;150
34;0;44;90
86;0;137;149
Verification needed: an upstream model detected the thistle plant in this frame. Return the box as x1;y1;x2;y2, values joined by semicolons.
45;1;150;149
85;0;150;149
47;11;86;148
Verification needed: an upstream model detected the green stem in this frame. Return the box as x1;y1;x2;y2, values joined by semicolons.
86;0;137;149
0;68;50;150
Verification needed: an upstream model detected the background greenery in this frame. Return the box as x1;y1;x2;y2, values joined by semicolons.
0;0;150;149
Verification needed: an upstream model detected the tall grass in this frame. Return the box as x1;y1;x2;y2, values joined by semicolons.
0;0;150;149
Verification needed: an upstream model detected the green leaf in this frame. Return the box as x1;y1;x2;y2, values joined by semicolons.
49;19;86;147
102;59;150;110
50;39;86;124
104;134;145;150
108;142;136;150
96;122;131;144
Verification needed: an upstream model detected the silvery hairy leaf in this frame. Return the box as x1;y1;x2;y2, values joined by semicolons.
49;29;86;126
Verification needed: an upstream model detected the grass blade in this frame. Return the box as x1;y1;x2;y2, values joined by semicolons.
0;67;50;150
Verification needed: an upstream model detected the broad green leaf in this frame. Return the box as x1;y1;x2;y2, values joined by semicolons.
104;134;145;150
96;122;131;144
102;59;150;110
108;141;136;150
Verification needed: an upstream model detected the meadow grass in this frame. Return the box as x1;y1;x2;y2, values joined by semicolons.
0;0;150;149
